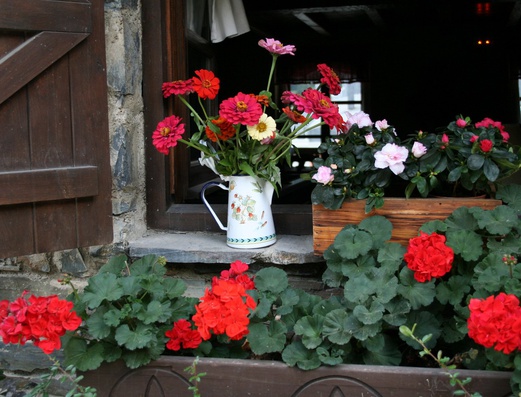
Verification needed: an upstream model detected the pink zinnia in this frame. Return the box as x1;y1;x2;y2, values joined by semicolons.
219;92;263;126
258;38;296;56
161;79;193;98
152;115;185;155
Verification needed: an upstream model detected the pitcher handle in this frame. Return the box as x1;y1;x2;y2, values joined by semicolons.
200;181;229;231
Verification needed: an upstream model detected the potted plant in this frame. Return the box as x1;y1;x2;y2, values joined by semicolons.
2;186;520;396
309;112;521;253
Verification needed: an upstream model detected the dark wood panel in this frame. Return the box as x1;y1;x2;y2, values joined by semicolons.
35;200;78;253
0;204;35;258
0;31;88;105
0;0;91;33
68;0;113;247
0;166;98;205
30;56;78;253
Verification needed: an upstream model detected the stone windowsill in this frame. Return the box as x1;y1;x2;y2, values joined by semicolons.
128;231;323;265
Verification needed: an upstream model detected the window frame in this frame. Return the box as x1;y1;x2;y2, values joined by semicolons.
142;0;312;235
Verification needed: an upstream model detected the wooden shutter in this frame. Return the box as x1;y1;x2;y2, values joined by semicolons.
0;0;112;257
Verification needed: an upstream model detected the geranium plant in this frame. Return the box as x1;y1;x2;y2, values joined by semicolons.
309;112;521;212
152;38;344;188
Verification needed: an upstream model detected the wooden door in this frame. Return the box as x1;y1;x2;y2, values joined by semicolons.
0;0;112;257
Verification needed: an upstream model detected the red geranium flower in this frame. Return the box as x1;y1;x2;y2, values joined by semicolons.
404;232;454;282
152;115;186;155
468;293;521;354
192;69;220;100
165;319;202;351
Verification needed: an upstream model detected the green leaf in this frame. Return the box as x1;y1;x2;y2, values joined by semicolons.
333;227;373;260
130;255;166;276
162;278;188;299
483;158;500;181
377;243;407;270
276;288;300;316
254;267;288;293
81;273;124;309
353;301;384;325
397;267;436;309
114;323;155;350
316;346;346;366
401;311;441;350
475;205;519;235
322;309;353;345
344;273;376;304
248;321;287;355
63;338;105;371
122;347;160;369
446;229;483;261
136;300;172;324
383;299;411;326
358;216;393;248
98;254;127;275
85;306;113;339
436;275;471;306
467;154;485;170
294;315;325;349
362;334;402;366
496;184;521;212
444;207;479;230
281;340;321;370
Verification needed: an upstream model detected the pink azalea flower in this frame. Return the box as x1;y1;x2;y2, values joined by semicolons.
375;119;389;131
411;141;427;158
258;38;296;56
364;133;375;145
312;166;334;185
344;111;373;129
456;118;468;128
374;143;409;175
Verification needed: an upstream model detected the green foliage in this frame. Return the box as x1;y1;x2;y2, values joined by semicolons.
63;254;198;371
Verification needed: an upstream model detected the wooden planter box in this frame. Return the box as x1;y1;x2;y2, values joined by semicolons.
312;197;502;255
81;356;513;397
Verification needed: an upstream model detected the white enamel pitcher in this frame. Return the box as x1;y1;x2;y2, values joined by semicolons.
201;175;277;249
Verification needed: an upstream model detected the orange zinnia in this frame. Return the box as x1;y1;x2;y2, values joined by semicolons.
192;69;220;100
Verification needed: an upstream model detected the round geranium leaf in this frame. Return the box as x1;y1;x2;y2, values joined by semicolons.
333;228;373;259
359;215;393;247
254;267;288;293
281;340;321;370
446;229;483;262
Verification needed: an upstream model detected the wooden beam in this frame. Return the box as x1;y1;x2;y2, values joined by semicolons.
0;0;91;33
0;31;88;105
0;166;99;205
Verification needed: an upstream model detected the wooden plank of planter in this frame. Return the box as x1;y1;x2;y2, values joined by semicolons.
312;197;502;255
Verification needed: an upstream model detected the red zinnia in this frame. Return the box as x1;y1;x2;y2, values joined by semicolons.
301;88;343;129
404;232;454;282
161;79;193;98
317;63;341;95
219;92;263;126
192;69;220;100
152;115;185;155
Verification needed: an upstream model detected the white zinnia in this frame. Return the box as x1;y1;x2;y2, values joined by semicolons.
247;114;276;141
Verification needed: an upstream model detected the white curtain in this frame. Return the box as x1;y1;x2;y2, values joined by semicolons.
209;0;250;43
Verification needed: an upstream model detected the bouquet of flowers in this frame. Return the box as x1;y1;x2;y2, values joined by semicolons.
152;38;344;188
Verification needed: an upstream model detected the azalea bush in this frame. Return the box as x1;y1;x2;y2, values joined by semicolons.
309;112;521;211
153;38;344;188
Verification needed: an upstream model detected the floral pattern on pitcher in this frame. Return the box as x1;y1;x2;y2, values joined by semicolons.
229;194;268;230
